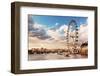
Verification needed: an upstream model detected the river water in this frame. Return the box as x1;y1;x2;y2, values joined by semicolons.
28;53;87;61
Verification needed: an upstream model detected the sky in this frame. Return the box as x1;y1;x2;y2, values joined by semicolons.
28;14;88;49
28;14;87;29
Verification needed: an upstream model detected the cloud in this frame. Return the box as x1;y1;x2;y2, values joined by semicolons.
58;24;67;31
28;23;51;40
28;14;34;31
47;24;68;41
57;24;68;36
28;14;34;24
28;14;51;40
47;30;60;40
55;23;59;26
79;24;88;43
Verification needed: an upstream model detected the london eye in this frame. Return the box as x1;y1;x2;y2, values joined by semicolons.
66;20;79;54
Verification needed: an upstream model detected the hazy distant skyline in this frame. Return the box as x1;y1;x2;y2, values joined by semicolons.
28;15;88;49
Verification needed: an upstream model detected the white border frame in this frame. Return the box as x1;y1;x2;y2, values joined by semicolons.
20;6;95;70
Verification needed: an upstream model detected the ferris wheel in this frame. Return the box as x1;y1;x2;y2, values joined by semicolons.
66;20;79;54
